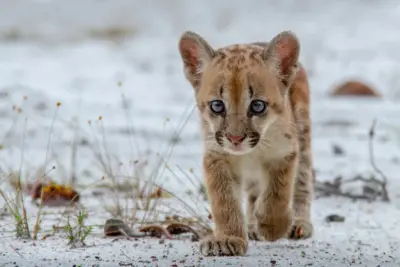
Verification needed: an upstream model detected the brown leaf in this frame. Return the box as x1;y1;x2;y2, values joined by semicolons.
149;187;173;198
31;182;80;206
331;81;381;97
166;223;200;241
139;225;172;239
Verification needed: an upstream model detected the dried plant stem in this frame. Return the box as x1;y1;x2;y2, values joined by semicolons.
120;92;139;159
33;103;60;240
368;119;390;202
141;105;195;223
70;117;79;188
18;118;30;238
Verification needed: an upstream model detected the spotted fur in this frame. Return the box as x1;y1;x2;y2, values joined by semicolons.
178;30;314;257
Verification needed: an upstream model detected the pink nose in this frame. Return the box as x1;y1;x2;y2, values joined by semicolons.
226;134;246;144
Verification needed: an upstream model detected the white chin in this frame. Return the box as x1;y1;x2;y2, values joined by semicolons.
223;146;253;155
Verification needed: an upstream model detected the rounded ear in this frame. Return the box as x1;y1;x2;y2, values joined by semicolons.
262;31;300;86
178;31;216;90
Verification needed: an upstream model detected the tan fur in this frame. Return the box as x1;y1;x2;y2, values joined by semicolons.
178;30;314;256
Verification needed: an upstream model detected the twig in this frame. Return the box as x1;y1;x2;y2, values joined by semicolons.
315;119;391;202
120;249;134;264
10;244;25;260
368;119;390;202
315;181;370;200
18;118;30;238
70;117;78;188
33;102;60;240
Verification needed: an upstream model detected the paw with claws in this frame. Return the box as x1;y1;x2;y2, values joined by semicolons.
199;235;248;256
256;208;293;241
247;225;265;241
287;218;313;240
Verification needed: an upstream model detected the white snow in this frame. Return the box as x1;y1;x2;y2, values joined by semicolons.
1;0;400;266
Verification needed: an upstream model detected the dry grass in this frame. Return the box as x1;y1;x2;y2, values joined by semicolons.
85;89;212;236
0;86;213;246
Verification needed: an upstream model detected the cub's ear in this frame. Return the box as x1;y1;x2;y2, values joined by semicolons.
262;31;300;88
178;31;216;90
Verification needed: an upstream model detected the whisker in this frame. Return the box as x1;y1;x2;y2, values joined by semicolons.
261;138;272;148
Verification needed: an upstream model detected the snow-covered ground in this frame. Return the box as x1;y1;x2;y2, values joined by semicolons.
1;0;400;266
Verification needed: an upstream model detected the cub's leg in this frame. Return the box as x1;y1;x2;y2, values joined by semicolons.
288;152;314;239
245;184;265;241
287;64;314;240
199;154;248;256
254;154;297;241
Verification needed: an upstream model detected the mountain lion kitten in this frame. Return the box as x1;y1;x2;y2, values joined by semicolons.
178;30;314;256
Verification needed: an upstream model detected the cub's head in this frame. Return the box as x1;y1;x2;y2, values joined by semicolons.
178;31;300;155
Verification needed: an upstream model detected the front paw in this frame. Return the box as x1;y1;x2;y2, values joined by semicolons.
247;224;265;241
199;235;248;256
288;218;313;240
256;209;293;241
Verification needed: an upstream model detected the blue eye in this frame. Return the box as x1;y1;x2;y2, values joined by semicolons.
209;100;225;114
250;100;267;114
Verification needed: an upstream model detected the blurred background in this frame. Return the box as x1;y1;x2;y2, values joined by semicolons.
0;0;400;201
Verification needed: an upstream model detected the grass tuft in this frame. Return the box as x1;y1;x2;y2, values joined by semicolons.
65;208;93;248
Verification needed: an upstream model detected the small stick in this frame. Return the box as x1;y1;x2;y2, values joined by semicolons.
368;119;390;202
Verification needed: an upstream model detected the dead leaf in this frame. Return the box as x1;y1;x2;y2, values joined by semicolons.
149;187;173;198
31;182;79;206
139;225;172;239
166;223;200;241
331;81;380;97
